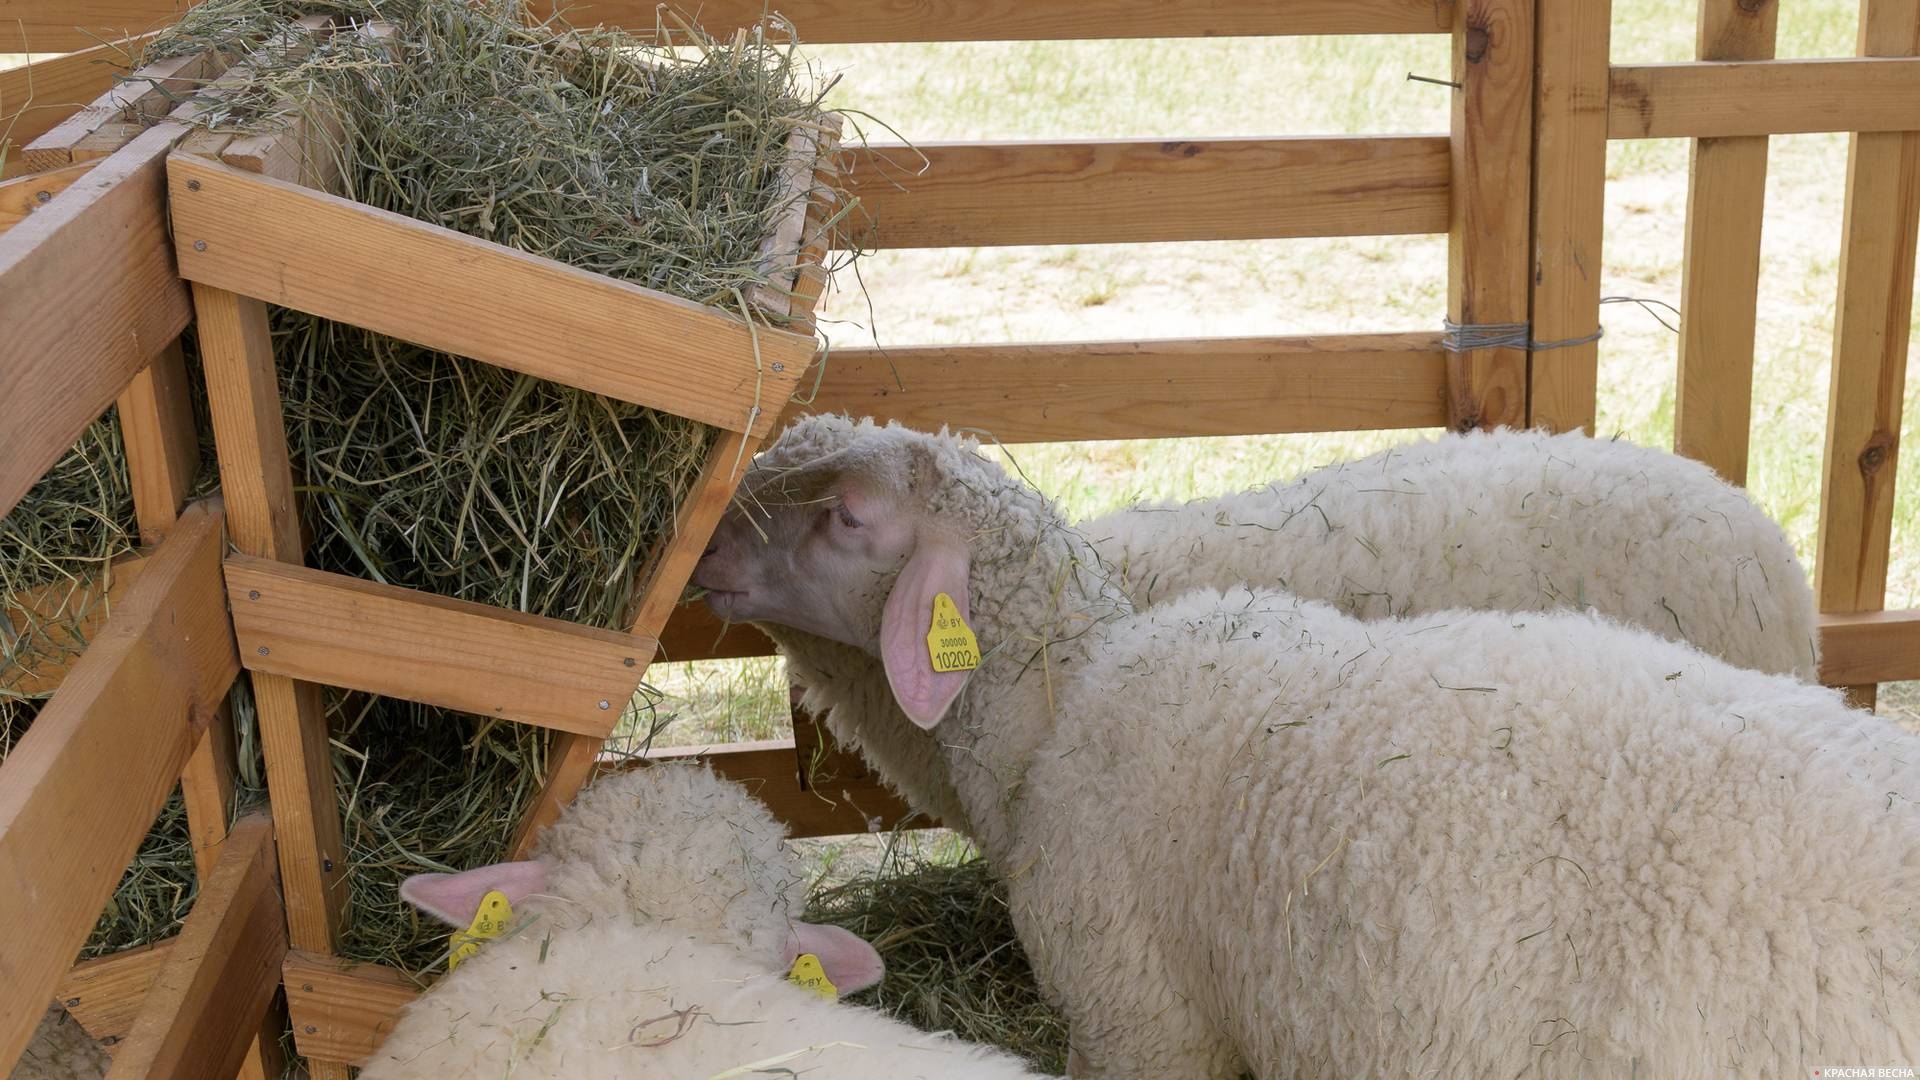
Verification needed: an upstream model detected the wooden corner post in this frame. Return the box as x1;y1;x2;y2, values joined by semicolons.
1448;0;1537;431
1814;0;1920;710
1673;0;1779;484
1527;0;1611;433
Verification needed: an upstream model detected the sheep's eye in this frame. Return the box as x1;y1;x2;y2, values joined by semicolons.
834;501;863;529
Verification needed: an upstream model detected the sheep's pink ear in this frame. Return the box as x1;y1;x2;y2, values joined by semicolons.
785;921;885;993
399;860;548;927
878;535;972;729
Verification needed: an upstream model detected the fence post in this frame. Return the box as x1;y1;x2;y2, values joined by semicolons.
1814;0;1920;710
1447;0;1536;431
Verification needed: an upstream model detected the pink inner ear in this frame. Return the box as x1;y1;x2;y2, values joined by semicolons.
785;921;885;994
399;860;549;927
878;535;973;729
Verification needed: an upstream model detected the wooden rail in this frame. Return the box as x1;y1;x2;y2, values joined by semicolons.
1608;57;1920;139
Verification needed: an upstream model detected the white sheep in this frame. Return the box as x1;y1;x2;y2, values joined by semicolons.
358;761;1054;1079
693;416;1920;1079
1087;427;1818;679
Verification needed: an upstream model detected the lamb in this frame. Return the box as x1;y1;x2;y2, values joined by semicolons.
692;415;1920;1078
358;761;1054;1079
1087;427;1819;679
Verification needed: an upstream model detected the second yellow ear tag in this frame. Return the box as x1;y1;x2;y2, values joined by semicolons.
788;952;839;1000
925;592;980;673
447;889;513;972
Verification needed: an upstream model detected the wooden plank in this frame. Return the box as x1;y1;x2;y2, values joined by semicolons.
0;160;96;232
0;123;190;520
0;501;235;1067
0;6;184;54
1819;609;1920;686
0;33;155;170
656;602;775;662
1671;0;1778;486
587;0;1451;39
107;814;285;1080
800;333;1448;443
24;46;219;172
116;341;201;544
847;136;1452;249
1814;0;1920;710
1609;57;1920;139
1;556;147;697
1446;0;1535;431
284;951;420;1067
633;740;928;836
193;282;347;953
168;153;816;437
179;704;236;880
57;942;172;1043
1525;0;1610;434
226;557;648;737
512;431;760;856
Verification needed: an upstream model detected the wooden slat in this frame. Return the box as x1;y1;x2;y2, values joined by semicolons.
847;136;1452;248
512;430;760;856
0;123;190;520
2;0;1453;50
1445;0;1534;431
107;814;285;1080
1671;0;1777;486
0;6;182;54
0;501;235;1067
116;341;201;544
1525;0;1610;434
57;942;173;1044
283;951;420;1067
24;45;220;172
193;282;347;953
656;603;775;662
0;160;96;232
226;557;647;737
1819;609;1920;686
1814;0;1920;710
0;33;155;173
1609;57;1920;139
800;333;1448;443
168;153;815;437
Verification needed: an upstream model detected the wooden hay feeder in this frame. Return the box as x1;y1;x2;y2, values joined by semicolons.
1;16;842;1073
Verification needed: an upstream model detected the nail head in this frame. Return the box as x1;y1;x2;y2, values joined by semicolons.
256;646;269;656
623;657;636;667
598;700;611;710
34;190;51;203
772;361;786;372
186;179;201;191
193;239;207;251
247;590;260;600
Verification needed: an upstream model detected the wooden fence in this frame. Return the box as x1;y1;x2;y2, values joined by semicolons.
1;0;1917;1072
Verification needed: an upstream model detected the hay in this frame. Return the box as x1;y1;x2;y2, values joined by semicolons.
806;854;1069;1072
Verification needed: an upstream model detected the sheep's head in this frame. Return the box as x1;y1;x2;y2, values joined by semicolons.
695;415;1043;728
396;762;883;992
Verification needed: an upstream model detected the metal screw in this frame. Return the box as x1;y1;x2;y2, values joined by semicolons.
302;983;315;993
34;190;51;204
186;179;201;191
193;239;207;251
623;657;636;667
771;361;786;372
65;997;80;1008
304;1026;318;1035
247;590;260;600
257;646;269;656
323;857;334;873
598;700;611;710
101;1037;120;1047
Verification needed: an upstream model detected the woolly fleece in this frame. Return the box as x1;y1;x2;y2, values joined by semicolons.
1089;426;1819;678
713;417;1920;1079
357;761;1053;1079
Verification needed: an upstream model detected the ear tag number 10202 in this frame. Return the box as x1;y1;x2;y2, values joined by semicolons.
926;592;980;673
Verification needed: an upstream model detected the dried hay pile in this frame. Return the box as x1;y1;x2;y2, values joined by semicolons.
2;0;852;974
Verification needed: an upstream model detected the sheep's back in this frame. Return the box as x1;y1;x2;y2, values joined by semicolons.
1032;596;1918;1078
1084;429;1818;679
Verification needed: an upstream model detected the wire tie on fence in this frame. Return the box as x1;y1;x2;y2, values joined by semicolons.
1441;319;1604;353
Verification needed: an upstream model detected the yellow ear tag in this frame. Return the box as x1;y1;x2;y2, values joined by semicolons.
447;889;513;972
926;592;980;673
787;952;839;1001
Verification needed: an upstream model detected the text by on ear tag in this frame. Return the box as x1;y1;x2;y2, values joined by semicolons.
448;889;513;972
925;591;980;673
788;952;839;1000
